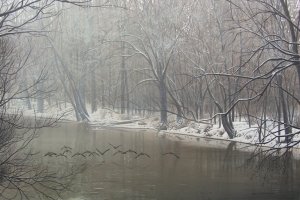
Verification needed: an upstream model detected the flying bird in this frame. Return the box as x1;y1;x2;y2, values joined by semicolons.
135;152;151;159
96;148;110;155
125;149;138;154
61;145;72;150
80;150;99;157
87;151;100;157
109;143;122;149
56;153;67;158
62;149;72;155
44;152;57;157
113;150;127;156
72;152;86;158
161;152;180;159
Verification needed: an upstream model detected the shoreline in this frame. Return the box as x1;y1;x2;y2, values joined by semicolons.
8;107;299;155
92;123;300;158
91;124;270;151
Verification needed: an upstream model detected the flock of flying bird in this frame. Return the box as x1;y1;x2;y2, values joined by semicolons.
44;143;180;159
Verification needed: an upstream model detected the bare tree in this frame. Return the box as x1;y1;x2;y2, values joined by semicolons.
121;0;193;129
0;0;114;198
201;0;300;147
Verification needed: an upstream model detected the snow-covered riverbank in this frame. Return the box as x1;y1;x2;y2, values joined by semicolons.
8;101;300;151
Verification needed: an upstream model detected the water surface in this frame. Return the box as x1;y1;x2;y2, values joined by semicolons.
30;122;300;200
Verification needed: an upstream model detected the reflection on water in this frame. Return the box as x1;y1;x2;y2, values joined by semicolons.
30;122;300;200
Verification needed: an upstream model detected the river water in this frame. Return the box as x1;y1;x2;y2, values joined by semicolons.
29;122;300;200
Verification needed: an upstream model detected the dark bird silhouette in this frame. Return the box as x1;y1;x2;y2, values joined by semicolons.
96;148;110;155
62;149;72;155
109;143;122;149
44;152;57;157
87;151;99;157
61;145;72;150
135;152;151;159
162;152;180;159
113;149;139;156
72;152;86;158
56;153;67;158
125;149;138;154
82;150;95;157
113;150;127;156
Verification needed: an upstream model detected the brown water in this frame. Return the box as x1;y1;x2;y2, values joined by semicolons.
30;122;300;200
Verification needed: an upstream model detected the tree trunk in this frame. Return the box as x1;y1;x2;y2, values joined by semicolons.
276;97;281;143
79;75;86;106
91;70;97;113
125;69;130;115
120;42;126;114
159;79;168;130
73;88;89;121
20;79;32;110
101;79;105;109
167;86;183;122
277;74;292;143
37;82;44;113
206;81;235;138
279;0;300;99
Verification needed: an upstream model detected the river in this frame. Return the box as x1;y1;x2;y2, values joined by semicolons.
28;122;300;200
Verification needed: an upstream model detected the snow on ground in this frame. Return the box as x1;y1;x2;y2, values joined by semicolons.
7;99;300;150
7;100;76;121
89;112;300;151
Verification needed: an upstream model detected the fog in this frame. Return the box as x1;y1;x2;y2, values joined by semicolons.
0;0;300;199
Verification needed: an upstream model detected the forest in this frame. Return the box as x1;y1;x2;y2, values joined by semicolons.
0;0;300;148
8;0;298;146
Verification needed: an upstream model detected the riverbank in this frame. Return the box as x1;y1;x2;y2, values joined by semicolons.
8;102;300;152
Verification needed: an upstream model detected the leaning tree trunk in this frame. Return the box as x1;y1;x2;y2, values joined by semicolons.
206;80;235;139
217;104;235;139
52;46;89;121
73;88;89;121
